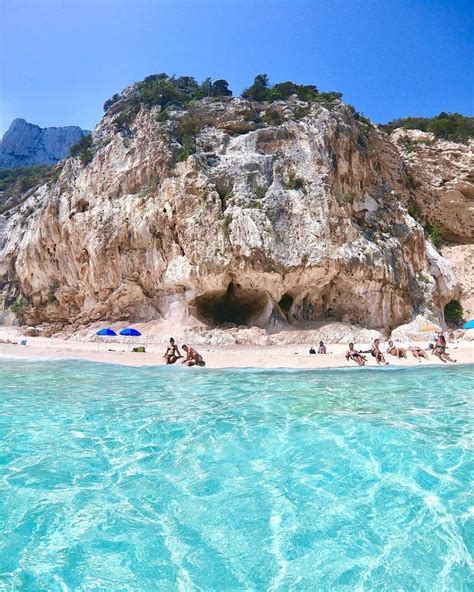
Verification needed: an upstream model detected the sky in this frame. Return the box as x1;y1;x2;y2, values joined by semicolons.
0;0;472;135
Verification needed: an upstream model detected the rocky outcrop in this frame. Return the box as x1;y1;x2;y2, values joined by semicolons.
441;244;474;319
390;315;441;342
0;118;89;168
0;91;460;334
390;128;474;243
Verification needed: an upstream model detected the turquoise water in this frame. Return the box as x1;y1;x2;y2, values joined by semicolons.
0;361;473;591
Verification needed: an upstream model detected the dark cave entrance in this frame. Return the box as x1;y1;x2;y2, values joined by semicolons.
191;282;270;327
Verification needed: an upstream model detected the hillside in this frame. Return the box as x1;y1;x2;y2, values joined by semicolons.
0;118;89;168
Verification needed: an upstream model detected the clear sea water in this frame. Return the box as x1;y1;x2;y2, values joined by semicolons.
0;360;472;591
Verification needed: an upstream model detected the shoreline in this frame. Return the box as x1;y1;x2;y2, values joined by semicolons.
0;335;472;370
1;352;473;373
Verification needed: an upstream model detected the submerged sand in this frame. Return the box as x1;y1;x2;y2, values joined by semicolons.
0;330;472;369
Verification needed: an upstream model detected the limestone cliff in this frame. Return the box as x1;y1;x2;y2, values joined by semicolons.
0;118;89;168
390;129;473;319
0;85;461;333
391;128;473;243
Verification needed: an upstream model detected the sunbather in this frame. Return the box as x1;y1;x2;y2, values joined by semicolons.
409;345;429;362
163;337;181;364
181;344;206;367
433;333;456;363
371;338;388;365
346;343;366;366
318;341;327;354
386;340;407;359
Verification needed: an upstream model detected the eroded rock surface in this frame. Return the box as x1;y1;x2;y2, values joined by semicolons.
391;128;474;243
441;244;474;319
0;94;461;334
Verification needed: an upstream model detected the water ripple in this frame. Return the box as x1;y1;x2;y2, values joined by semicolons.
0;361;473;590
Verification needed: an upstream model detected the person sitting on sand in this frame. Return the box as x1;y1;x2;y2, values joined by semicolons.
163;337;182;365
371;338;388;365
386;340;407;359
345;343;366;366
181;344;206;367
433;333;457;363
409;345;429;362
318;341;327;354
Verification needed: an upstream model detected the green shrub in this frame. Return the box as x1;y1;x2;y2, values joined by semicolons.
404;173;417;191
356;113;372;126
293;106;310;120
69;134;94;164
174;114;204;161
210;79;232;97
242;74;339;105
313;91;343;107
356;132;371;152
155;110;169;123
47;285;58;304
136;74;232;109
407;199;422;220
242;74;270;101
223;214;232;238
444;300;463;325
286;172;305;191
115;102;140;130
343;191;356;204
103;93;120;111
49;165;63;184
247;200;262;209
0;165;54;213
10;297;27;322
176;145;194;162
254;185;268;199
263;109;284;126
381;112;474;143
425;221;442;248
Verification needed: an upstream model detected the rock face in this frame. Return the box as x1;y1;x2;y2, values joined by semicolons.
0;118;89;168
391;128;474;243
0;92;461;333
441;244;474;319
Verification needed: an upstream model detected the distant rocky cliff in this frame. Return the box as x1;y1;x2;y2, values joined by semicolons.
0;119;89;168
0;76;469;335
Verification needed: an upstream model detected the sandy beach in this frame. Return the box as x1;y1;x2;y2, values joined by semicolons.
0;329;472;369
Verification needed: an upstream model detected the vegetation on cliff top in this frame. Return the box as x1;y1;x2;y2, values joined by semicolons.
101;73;347;132
242;74;343;107
381;112;474;143
97;73;350;162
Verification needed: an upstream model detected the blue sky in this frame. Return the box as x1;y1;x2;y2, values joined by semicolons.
0;0;472;135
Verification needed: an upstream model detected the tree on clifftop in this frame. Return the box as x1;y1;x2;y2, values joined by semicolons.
242;74;270;101
211;79;232;97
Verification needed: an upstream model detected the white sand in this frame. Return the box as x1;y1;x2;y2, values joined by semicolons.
0;330;472;369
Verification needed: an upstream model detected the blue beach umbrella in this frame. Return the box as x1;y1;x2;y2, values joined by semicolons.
95;328;117;350
119;328;141;337
463;320;474;330
119;327;142;351
96;328;117;337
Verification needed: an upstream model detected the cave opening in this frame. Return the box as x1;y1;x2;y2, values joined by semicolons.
278;292;294;321
191;282;270;327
